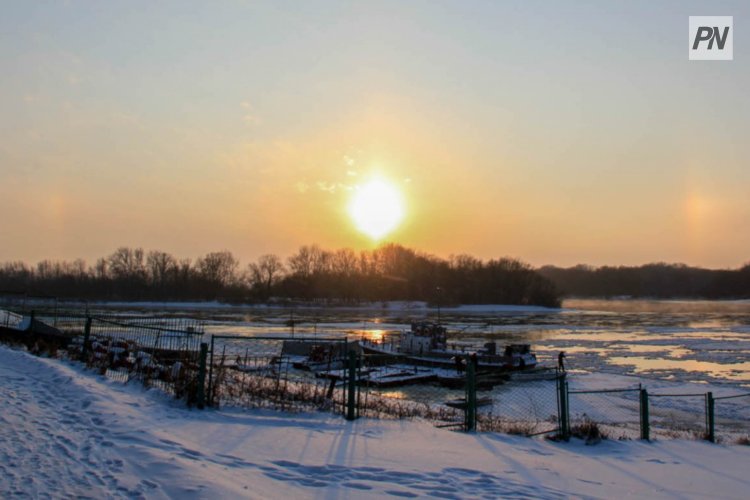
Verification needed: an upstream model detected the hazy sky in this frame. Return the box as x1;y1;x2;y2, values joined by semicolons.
1;1;748;268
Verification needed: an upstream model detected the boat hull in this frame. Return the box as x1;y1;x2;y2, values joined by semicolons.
360;342;536;372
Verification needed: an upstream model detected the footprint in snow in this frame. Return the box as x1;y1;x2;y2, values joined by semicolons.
272;460;301;468
385;490;419;498
342;482;374;490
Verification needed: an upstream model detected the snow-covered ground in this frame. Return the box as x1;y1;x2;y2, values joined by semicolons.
2;345;750;499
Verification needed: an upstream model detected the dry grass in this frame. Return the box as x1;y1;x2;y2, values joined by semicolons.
570;416;606;444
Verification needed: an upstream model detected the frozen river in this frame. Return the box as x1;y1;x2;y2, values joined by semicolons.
83;298;750;390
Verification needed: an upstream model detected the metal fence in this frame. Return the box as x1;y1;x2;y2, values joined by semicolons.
648;392;708;438
478;374;565;435
565;385;750;443
314;351;565;435
350;352;466;427
3;296;748;443
0;301;206;404
712;393;750;442
66;314;204;403
567;386;642;439
206;335;349;415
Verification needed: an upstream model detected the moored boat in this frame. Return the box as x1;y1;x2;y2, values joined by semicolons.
359;321;537;372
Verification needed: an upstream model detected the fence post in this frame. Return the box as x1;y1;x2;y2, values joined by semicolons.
80;316;92;362
27;310;36;332
207;335;215;406
706;392;715;443
557;372;569;439
640;388;650;441
465;355;477;432
346;350;357;420
196;342;208;410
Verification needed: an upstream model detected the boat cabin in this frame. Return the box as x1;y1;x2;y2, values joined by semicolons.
400;322;447;355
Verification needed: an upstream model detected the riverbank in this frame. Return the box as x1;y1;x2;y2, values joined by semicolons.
2;344;749;499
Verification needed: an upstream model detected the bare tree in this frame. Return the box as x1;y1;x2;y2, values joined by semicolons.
92;258;108;280
248;254;285;298
287;245;314;277
331;248;358;276
108;247;146;281
196;251;239;287
147;251;177;288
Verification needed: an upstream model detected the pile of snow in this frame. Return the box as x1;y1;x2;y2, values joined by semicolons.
1;344;749;499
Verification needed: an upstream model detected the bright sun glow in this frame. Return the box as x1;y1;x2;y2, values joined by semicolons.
349;179;404;240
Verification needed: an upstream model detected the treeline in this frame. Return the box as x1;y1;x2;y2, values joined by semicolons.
539;263;750;299
0;244;561;307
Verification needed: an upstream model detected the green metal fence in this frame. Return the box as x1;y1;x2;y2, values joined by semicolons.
477;372;565;435
347;353;565;434
648;392;708;439
0;302;205;403
567;386;642;439
206;335;350;415
565;384;750;442
3;296;748;443
351;353;465;428
75;315;205;402
712;392;750;443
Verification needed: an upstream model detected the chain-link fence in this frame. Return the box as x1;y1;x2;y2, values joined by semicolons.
0;298;205;403
648;392;708;439
565;385;750;442
206;335;349;415
567;387;642;439
70;315;205;402
3;295;748;443
348;353;565;434
352;353;466;427
478;374;564;435
713;393;750;443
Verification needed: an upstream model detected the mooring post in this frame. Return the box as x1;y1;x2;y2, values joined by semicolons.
196;342;208;409
346;350;357;420
640;388;650;441
706;392;715;443
80;316;92;362
465;355;477;432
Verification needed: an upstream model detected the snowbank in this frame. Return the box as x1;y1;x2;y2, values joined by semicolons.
1;345;749;499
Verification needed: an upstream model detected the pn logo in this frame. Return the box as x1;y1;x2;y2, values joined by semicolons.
689;16;733;60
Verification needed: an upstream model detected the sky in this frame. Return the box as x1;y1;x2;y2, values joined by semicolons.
1;1;748;269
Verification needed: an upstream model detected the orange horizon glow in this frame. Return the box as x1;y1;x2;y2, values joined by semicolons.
1;3;749;269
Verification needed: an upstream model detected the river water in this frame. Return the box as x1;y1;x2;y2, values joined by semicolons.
81;298;750;389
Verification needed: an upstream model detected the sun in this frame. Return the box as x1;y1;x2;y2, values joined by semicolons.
348;179;405;240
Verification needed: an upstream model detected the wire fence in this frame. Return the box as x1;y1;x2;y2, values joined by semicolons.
2;295;749;443
352;353;466;427
480;375;564;435
0;300;206;404
206;335;349;415
648;392;708;439
567;387;642;439
713;393;750;442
